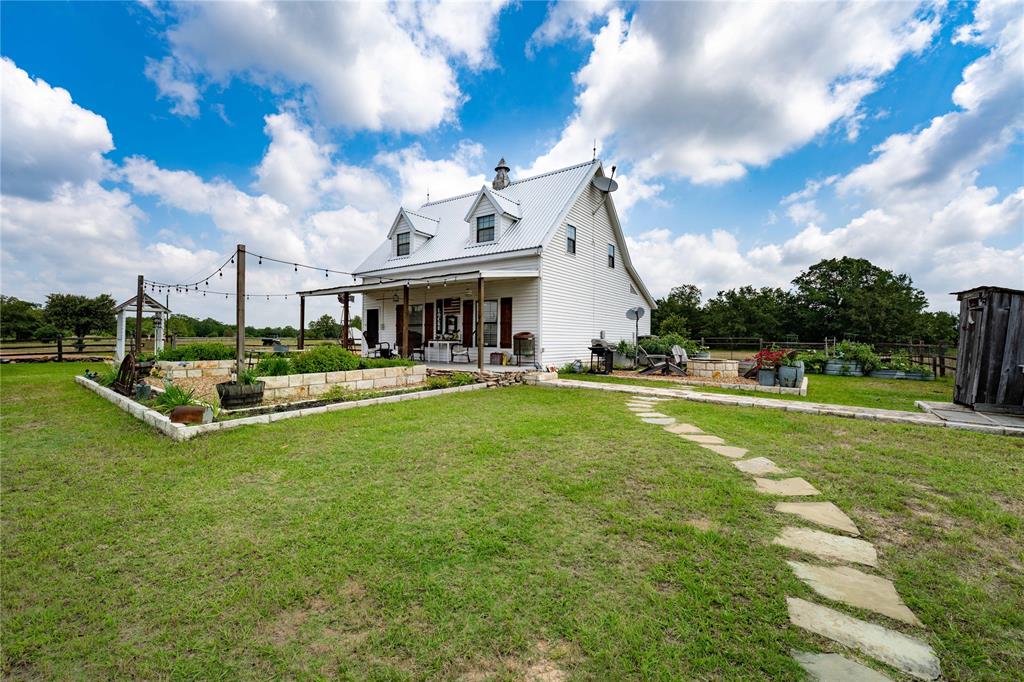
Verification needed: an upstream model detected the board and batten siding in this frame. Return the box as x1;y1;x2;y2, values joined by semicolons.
360;271;539;359
540;182;651;367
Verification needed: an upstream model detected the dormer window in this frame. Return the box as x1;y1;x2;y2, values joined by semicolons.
396;231;410;256
476;214;495;243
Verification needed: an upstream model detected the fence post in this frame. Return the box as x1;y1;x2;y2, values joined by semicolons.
56;334;63;362
171;334;177;350
938;344;946;377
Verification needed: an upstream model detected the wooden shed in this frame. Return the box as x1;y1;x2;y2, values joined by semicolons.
953;286;1024;414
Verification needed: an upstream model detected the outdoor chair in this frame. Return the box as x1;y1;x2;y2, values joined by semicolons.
364;340;392;359
638;345;686;376
670;345;689;374
451;344;471;363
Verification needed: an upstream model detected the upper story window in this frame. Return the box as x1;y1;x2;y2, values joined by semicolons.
607;243;615;268
396;231;410;256
476;214;495;243
566;225;577;254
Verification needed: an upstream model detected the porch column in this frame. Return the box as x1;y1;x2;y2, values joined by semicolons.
115;310;126;361
298;295;305;350
402;284;410;357
477;276;484;370
340;292;350;349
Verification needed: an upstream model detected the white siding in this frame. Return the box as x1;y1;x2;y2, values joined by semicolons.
540;184;651;367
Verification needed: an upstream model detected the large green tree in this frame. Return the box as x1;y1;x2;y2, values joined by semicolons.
308;314;340;340
652;284;702;336
700;286;797;340
792;257;927;341
42;293;116;337
0;296;44;340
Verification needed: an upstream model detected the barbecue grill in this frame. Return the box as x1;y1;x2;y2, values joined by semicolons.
588;338;614;374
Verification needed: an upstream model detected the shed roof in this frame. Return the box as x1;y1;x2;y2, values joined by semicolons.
114;293;170;314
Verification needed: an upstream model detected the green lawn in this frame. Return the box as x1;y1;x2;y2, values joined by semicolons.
562;371;955;411
2;363;1021;680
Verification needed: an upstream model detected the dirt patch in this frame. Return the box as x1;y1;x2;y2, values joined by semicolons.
457;640;576;682
144;374;221;402
856;509;914;549
684;518;716;532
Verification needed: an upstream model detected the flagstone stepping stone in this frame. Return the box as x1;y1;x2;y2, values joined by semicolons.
776;501;860;536
700;444;748;459
787;561;922;626
787;598;939;680
754;477;821;497
642;417;676;425
664;423;703;434
792;651;892;681
680;434;726;445
636;412;669;418
773;527;877;566
733;457;784;475
627;406;649;412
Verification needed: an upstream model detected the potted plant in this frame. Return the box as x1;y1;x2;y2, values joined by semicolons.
777;353;801;388
614;339;635;368
216;369;265;409
752;348;787;386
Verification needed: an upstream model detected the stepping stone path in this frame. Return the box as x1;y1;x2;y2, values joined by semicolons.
621;394;940;679
787;561;922;626
792;651;893;681
776;502;860;535
754;477;821;496
787;598;940;680
700;444;748;459
733;457;784;475
773;527;878;567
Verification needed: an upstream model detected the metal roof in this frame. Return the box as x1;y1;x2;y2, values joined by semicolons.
355;160;598;275
114;293;170;314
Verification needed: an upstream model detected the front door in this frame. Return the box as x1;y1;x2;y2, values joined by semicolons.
365;308;379;347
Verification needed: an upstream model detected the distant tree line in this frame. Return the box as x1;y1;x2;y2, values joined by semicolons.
0;294;362;342
651;257;959;345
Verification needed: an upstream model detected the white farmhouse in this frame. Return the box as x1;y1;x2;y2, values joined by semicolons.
301;159;655;369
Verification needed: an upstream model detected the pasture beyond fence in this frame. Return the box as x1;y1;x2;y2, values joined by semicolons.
698;337;956;377
0;335;340;363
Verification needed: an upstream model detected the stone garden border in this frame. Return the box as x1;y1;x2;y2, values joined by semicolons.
76;374;489;442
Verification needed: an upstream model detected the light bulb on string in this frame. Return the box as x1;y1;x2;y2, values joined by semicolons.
258;257;262;265
294;264;298;272
219;270;223;278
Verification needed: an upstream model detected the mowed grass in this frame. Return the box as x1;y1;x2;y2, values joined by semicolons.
563;371;955;411
2;364;1022;680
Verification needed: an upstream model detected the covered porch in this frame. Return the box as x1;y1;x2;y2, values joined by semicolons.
298;269;540;371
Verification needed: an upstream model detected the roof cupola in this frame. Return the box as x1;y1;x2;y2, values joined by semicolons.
492;158;511;190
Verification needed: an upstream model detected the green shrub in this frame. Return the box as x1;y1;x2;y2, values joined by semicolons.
156;343;235;361
425;372;478;390
879;350;933;376
238;369;261;386
639;334;700;357
321;385;352;401
833;341;880;372
94;364;119;387
290;345;360;374
254;355;291;376
795;349;827;373
153;383;197;413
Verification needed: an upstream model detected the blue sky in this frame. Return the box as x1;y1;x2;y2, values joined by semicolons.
1;1;1021;326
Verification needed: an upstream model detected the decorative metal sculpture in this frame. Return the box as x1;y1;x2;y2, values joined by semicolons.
112;353;138;396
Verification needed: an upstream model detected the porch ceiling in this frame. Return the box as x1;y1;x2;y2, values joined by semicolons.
298;269;538;298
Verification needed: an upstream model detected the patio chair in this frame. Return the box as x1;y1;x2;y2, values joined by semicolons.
408;331;425;361
364;340;392;359
451;343;471;364
670;345;689;374
638;345;685;376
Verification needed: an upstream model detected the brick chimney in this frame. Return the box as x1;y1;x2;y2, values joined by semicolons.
492;158;511;191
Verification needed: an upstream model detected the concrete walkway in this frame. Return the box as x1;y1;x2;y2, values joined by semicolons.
546;377;1024;437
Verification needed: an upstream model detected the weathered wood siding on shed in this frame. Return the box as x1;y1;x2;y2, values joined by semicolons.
539;183;651;367
954;287;1024;413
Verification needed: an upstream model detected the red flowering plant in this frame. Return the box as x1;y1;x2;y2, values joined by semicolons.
752;348;789;370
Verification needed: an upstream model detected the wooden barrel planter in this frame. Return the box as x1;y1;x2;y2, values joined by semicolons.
868;369;935;381
216;380;265;409
824;359;864;376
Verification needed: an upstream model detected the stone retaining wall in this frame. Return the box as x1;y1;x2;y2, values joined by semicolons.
688;359;740;379
261;365;427;401
156;359;235;380
425;367;529;387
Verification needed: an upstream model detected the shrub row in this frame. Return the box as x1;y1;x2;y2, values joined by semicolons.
156;343;236;361
253;345;415;376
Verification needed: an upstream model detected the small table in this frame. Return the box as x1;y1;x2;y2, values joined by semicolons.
426;340;459;363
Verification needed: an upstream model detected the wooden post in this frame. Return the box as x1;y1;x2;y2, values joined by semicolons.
477;276;484;370
402;284;410;358
939;344;946;377
56;334;63;362
298;296;305;350
235;244;245;379
135;275;144;357
340;292;350;349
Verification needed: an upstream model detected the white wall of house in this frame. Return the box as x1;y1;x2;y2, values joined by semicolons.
539;183;652;367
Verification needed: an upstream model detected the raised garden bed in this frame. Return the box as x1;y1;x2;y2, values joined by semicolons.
869;369;935;381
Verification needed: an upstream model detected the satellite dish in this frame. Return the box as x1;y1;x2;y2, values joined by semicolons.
592;176;619;193
626;307;645;321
